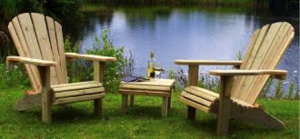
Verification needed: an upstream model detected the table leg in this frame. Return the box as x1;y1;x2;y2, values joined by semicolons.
168;88;173;109
130;95;134;107
162;97;168;117
121;94;128;113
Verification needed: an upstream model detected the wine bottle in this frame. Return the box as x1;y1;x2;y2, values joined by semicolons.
147;51;155;79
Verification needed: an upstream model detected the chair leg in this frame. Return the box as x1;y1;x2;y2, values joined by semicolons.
42;91;51;123
121;94;128;113
161;97;168;117
187;106;196;120
217;99;230;135
217;76;233;135
39;67;51;124
94;98;102;117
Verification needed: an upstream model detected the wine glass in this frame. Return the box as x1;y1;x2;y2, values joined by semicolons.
154;63;163;81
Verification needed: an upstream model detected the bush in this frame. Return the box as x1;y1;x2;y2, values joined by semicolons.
86;30;127;93
66;30;128;94
0;63;30;89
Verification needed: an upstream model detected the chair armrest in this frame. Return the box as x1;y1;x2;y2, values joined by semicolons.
7;56;56;67
209;70;287;80
174;60;243;66
65;53;116;62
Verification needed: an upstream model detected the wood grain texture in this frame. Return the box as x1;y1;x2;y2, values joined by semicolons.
93;61;106;116
119;89;170;97
8;22;40;93
186;65;199;120
231;24;271;101
31;13;58;85
66;53;117;62
175;22;294;135
93;62;106;82
7;56;57;67
120;84;171;91
175;60;243;66
52;82;102;92
179;97;209;113
17;13;43;60
51;81;99;88
55;21;68;83
185;86;218;101
246;23;295;103
11;16;42;92
238;22;283;101
53;93;105;105
46;16;64;84
217;76;234;135
209;70;287;79
7;12;116;123
188;65;199;86
55;87;105;98
181;91;211;106
122;79;175;86
38;66;52;123
161;97;168;117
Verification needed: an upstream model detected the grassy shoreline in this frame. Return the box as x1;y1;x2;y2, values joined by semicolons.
0;88;298;138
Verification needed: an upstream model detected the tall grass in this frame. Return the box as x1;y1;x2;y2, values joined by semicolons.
287;81;295;100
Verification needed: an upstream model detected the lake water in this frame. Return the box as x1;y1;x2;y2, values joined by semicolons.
78;6;299;92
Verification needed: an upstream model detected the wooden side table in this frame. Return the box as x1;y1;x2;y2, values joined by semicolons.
119;79;175;117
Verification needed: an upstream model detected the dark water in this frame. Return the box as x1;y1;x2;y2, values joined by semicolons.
77;6;299;93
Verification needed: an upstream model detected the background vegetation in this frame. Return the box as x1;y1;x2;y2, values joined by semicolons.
86;0;268;7
0;1;298;138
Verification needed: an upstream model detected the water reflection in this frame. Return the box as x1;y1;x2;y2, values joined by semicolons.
78;7;299;90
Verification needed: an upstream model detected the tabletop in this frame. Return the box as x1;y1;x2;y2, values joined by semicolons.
121;79;175;87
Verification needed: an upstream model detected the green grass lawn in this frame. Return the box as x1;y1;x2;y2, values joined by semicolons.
0;88;299;139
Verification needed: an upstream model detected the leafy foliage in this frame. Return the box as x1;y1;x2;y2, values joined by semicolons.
86;30;127;93
0;64;30;89
65;30;128;94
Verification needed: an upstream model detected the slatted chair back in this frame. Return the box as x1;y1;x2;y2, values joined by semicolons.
231;22;294;104
8;13;68;93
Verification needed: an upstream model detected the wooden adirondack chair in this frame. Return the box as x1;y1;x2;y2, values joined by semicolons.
175;22;294;135
6;13;116;123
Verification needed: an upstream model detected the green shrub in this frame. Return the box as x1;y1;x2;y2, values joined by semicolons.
0;63;30;89
86;30;127;93
64;30;129;94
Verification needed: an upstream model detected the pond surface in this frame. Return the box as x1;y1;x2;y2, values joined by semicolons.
77;6;299;91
